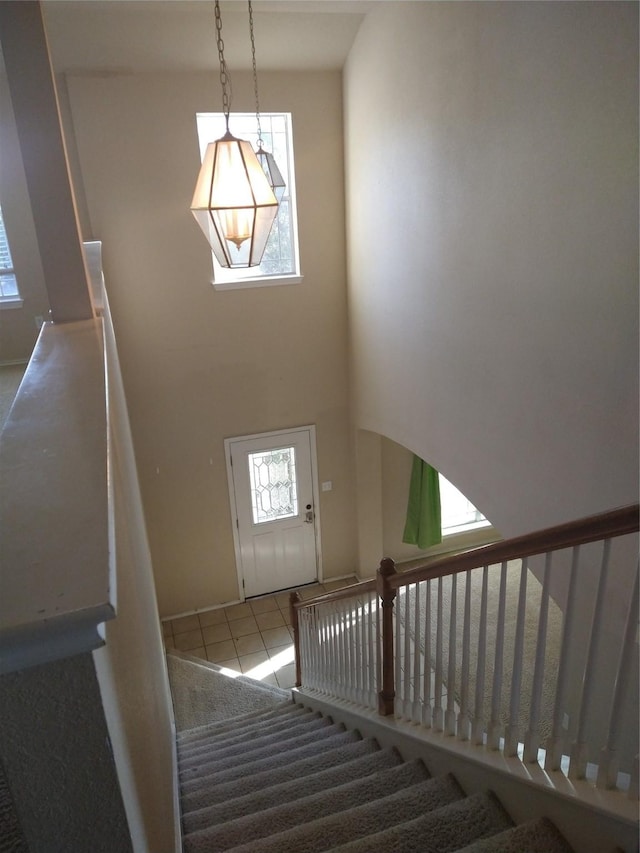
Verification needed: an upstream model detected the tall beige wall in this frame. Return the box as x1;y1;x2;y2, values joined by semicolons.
345;2;638;536
345;3;639;753
345;1;639;538
91;300;179;852
64;70;356;617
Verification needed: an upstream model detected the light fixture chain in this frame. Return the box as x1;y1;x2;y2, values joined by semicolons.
214;0;231;123
248;0;263;148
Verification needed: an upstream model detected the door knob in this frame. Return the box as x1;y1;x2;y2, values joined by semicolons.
305;504;314;523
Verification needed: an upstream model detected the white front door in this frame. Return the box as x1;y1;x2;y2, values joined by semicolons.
225;426;320;599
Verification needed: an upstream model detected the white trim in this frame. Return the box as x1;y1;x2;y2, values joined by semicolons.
0;296;24;309
212;274;304;292
224;425;323;601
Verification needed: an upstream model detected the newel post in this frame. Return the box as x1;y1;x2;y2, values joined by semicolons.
290;591;302;688
377;557;397;716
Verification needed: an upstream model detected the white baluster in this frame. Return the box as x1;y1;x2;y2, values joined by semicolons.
341;600;350;701
472;566;489;745
524;552;553;763
570;540;611;780
367;593;376;709
488;561;507;750
505;558;528;756
376;592;383;708
445;574;457;736
413;582;422;723
629;755;639;801
298;609;307;687
433;577;444;731
402;584;412;718
308;609;317;689
355;597;364;706
305;608;315;690
349;599;357;702
546;545;581;771
333;602;342;697
322;605;331;694
342;601;352;702
358;596;367;706
314;608;323;691
422;580;433;728
457;570;472;741
395;584;403;717
597;562;639;789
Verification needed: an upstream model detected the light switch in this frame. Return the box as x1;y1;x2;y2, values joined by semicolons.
321;481;332;492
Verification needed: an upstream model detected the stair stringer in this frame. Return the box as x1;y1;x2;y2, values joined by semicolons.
293;689;638;853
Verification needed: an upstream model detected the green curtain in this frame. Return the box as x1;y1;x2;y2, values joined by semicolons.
402;455;442;549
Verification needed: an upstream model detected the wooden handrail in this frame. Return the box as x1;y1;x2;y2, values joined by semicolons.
291;503;638;727
389;503;638;591
292;578;377;611
293;505;638;613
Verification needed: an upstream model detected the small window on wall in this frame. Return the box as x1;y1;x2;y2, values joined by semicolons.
0;204;22;307
195;112;301;290
439;474;491;537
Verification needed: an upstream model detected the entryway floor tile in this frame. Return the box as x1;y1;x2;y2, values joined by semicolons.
254;610;286;631
225;602;253;621
249;596;279;615
201;623;232;645
233;633;265;656
228;616;259;638
206;639;237;663
162;575;363;690
239;650;270;673
261;626;293;649
198;608;227;628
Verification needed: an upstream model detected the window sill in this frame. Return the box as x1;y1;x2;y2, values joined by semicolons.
212;274;304;292
0;297;24;310
397;526;502;570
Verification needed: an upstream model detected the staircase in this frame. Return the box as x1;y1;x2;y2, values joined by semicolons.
177;699;574;853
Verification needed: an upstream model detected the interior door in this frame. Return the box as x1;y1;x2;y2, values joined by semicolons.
225;426;319;598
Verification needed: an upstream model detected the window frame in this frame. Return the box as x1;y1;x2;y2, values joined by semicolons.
0;204;23;309
195;111;302;291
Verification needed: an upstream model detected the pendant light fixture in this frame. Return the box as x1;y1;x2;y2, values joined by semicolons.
248;0;286;203
191;0;278;268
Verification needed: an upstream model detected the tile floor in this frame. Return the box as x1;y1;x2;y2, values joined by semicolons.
163;578;356;690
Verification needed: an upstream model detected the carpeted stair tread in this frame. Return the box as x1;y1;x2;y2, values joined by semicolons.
180;717;339;783
178;707;317;758
182;746;404;834
178;703;308;750
182;729;361;808
329;790;513;853
219;774;465;853
456;816;575;852
180;736;380;814
183;759;432;851
179;712;328;771
177;702;300;746
167;653;288;731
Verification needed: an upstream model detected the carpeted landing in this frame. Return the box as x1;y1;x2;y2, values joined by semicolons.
177;701;575;852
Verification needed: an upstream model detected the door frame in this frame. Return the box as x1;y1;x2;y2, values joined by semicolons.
224;424;323;601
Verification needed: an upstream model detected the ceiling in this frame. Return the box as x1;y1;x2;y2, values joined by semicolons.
40;1;378;74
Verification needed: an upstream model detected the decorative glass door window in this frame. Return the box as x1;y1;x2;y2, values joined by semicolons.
248;446;298;524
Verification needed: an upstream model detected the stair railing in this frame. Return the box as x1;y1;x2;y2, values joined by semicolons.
291;504;639;796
